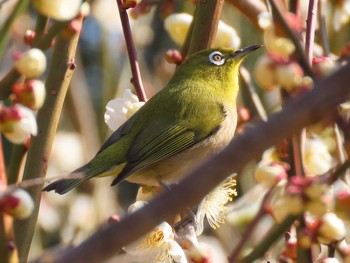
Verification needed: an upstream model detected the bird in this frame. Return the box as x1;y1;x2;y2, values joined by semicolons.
43;45;261;195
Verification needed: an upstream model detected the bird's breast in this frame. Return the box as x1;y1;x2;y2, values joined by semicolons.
127;106;238;186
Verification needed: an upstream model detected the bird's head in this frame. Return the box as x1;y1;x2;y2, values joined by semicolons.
170;45;262;92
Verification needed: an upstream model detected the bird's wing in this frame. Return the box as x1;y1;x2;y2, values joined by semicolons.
111;102;227;185
97;112;139;153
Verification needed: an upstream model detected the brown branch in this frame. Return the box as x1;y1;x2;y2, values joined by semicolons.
188;0;224;55
13;18;83;262
31;57;350;263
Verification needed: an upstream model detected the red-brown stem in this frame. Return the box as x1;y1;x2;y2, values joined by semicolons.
268;0;314;78
228;188;275;262
116;0;147;102
304;0;318;65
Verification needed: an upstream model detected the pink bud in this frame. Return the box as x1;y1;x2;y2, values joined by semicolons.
0;188;34;219
12;80;46;110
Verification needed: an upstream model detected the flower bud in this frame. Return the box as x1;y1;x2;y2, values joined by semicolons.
275;62;304;90
254;162;287;187
271;199;290;223
33;0;82;21
305;199;329;217
15;48;46;78
254;54;278;91
164;13;192;46
215;21;240;49
62;18;83;38
304;138;333;175
285;194;304;215
128;200;147;214
121;0;142;9
298;229;313;249
165;49;184;65
312;57;338;78
24;29;35;46
335;190;350;221
12;80;46;110
0;104;37;144
263;25;295;57
0;188;34;219
318;213;346;244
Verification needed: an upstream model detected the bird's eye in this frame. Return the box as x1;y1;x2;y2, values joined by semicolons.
209;51;225;66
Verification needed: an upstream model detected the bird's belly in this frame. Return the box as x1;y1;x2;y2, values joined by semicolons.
126;111;237;186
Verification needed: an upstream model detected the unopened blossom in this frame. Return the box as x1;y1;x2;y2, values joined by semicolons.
15;48;46;78
11;79;46;110
33;0;82;21
253;54;278;91
164;13;240;49
104;89;145;131
254;162;287;187
0;104;37;144
124;221;187;263
196;176;237;235
320;258;340;263
335;190;350;221
303;137;334;175
318;213;346;244
333;0;350;31
257;11;272;30
263;25;295;57
275;62;304;91
0;188;34;219
312;57;338;78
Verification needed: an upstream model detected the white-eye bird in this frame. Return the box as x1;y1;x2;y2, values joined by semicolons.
43;45;261;194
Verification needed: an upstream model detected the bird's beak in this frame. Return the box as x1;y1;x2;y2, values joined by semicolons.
229;44;262;60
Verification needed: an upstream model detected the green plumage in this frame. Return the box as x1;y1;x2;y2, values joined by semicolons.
43;45;261;194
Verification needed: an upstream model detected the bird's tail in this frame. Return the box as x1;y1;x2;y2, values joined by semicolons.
42;163;107;195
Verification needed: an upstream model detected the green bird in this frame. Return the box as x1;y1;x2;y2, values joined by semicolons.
43;45;261;194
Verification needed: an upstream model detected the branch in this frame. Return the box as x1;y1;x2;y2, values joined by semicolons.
188;0;224;55
13;18;83;262
116;0;147;102
304;0;318;65
33;56;350;263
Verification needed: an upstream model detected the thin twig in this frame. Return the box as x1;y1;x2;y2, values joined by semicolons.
116;0;147;102
13;17;83;262
317;0;330;56
304;0;318;65
228;187;275;262
268;0;314;78
240;67;268;121
240;216;299;263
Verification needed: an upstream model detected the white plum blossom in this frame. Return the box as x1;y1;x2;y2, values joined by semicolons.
32;0;82;21
104;89;145;131
164;13;240;49
124;221;187;263
196;176;237;235
0;104;38;144
303;137;334;175
124;201;187;263
318;213;346;244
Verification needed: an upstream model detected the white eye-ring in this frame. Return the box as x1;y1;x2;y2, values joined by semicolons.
209;51;225;66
